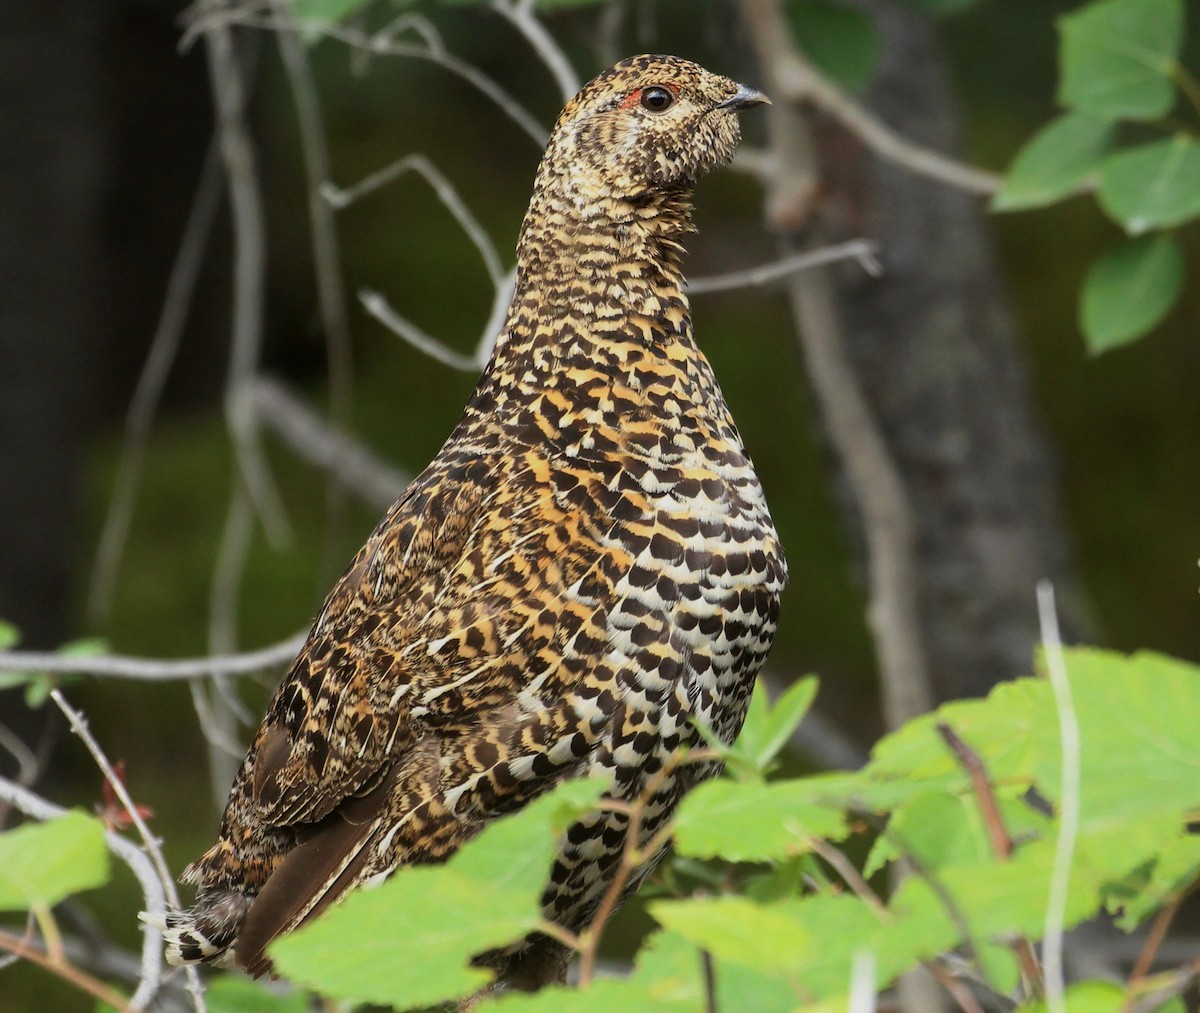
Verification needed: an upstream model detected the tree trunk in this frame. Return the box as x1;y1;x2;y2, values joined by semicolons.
826;0;1088;701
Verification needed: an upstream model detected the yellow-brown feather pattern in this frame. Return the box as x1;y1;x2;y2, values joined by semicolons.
163;53;786;984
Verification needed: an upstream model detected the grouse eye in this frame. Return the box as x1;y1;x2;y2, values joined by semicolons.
640;86;674;112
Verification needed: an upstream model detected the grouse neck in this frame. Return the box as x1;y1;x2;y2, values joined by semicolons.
496;184;698;358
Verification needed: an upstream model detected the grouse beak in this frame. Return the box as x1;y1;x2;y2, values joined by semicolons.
716;84;770;111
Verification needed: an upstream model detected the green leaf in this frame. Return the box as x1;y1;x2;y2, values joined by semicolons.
1017;979;1177;1013
756;676;818;769
734;676;818;773
1057;0;1184;120
0;620;18;650
0;811;110;910
270;779;605;1009
203;976;310;1013
1080;234;1184;352
1112;832;1200;929
649;896;813;973
992;113;1116;211
1097;135;1200;234
784;2;879;93
672;779;846;862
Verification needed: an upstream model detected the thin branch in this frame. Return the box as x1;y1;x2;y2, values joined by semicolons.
937;722;1043;995
1124;893;1187;1009
809;837;887;914
492;0;580;102
0;929;135;1013
687;240;881;294
0;632;306;682
202;483;259;794
203;10;291;547
47;693;210;1013
253;377;410;510
700;948;718;1013
49;693;177;909
741;0;1001;195
936;724;1012;859
360;290;485;372
1036;580;1080;1013
87;138;225;627
272;2;356;561
921;960;988;1013
182;9;549;146
740;0;935;732
0;776;173;1012
323;154;506;288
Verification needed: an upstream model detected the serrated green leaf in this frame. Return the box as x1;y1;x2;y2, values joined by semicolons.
1080;234;1184;353
270;779;605;1009
0;620;19;650
1097;135;1200;234
203;976;309;1013
784;1;879;93
0;811;110;910
1057;0;1183;120
992;113;1116;211
672;779;846;861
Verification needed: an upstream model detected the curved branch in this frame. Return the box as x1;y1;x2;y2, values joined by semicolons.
0;632;306;682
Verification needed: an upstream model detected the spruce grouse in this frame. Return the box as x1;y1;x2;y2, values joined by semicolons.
158;53;787;986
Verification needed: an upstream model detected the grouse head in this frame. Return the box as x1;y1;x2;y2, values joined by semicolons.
539;54;767;209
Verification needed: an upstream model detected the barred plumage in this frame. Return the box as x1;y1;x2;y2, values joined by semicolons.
159;53;786;988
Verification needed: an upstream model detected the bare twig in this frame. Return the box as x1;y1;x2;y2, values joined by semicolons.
323;154;506;287
272;2;356;562
937;723;1043;995
0;631;306;682
49;693;176;908
809;837;887;914
740;0;1001;195
739;0;935;736
182;9;549;145
936;724;1012;860
0;776;172;1012
921;960;988;1013
1127;958;1200;1013
87;138;225;627
687;240;881;294
0;928;135;1012
203;9;291;547
1124;894;1187;1009
47;693;209;1012
1036;581;1079;1013
360;289;485;372
253;377;411;510
700;948;717;1013
492;0;580;102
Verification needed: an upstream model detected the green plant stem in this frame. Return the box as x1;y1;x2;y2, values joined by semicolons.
1172;62;1200;121
0;927;134;1012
